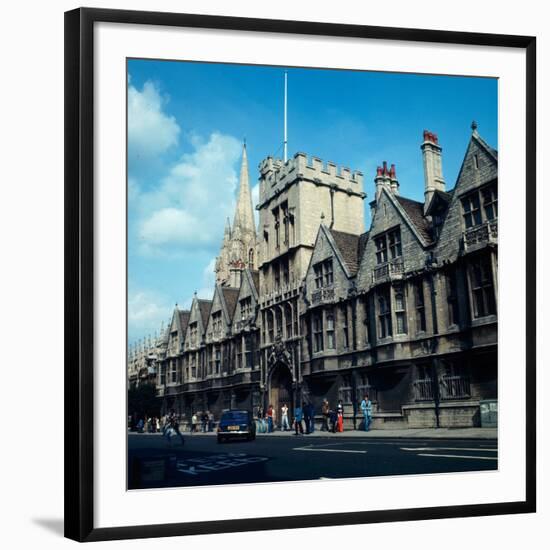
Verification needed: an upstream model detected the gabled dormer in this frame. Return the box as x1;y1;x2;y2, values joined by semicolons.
434;125;498;262
166;306;190;357
357;186;430;291
304;224;365;308
232;269;260;333
184;296;212;350
206;284;240;342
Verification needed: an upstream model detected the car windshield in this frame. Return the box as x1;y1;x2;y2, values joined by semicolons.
221;411;248;422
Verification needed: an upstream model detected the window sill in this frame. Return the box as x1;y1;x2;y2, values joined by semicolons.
471;315;497;327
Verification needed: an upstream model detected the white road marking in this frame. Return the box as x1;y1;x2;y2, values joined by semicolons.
417;453;498;461
294;446;367;454
401;447;497;452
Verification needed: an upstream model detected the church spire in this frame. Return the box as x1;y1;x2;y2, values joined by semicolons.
233;142;256;236
224;217;231;240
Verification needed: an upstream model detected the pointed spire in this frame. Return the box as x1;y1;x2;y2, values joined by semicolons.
224;217;231;240
233;142;256;235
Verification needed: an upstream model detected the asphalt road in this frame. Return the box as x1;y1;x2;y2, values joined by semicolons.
128;432;498;489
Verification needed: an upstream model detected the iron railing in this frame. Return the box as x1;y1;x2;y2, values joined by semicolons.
440;375;471;399
414;378;434;401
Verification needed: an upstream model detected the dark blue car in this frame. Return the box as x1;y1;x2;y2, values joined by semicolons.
217;409;256;443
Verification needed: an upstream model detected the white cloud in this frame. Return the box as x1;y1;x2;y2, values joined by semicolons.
128;79;180;159
128;289;171;344
137;132;242;252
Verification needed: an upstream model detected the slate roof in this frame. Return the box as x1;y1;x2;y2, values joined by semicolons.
395;196;432;243
358;231;370;265
221;287;240;321
250;270;260;294
473;132;498;160
197;299;212;329
329;228;369;276
178;309;191;335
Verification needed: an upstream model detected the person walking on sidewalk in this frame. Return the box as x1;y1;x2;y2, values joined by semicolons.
267;404;274;433
208;411;214;432
337;400;344;432
294;405;304;435
281;403;290;431
308;401;316;433
191;413;198;433
303;400;311;434
360;394;373;432
321;399;330;431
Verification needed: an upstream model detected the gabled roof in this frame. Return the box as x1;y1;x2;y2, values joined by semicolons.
395;195;432;244
221;287;240;321
328;228;368;276
197;299;212;329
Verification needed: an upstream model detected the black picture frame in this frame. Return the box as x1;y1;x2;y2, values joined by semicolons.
64;7;536;543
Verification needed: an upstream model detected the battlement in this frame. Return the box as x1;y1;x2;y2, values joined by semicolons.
258;152;364;206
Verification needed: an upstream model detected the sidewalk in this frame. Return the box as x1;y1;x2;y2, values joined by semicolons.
178;427;497;440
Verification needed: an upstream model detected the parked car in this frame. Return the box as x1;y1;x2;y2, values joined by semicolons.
217;409;256;443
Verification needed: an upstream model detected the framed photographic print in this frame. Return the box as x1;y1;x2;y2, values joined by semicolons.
64;7;536;542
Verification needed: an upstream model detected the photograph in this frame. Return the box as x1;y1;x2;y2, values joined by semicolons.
126;60;499;490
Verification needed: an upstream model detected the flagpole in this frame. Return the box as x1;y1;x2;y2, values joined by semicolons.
284;70;288;163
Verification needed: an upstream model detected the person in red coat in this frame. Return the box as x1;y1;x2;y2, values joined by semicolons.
337;400;344;432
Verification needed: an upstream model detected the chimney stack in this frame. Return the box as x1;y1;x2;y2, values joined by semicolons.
389;164;399;195
375;161;400;200
421;130;445;214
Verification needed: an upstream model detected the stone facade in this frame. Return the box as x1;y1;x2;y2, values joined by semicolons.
130;124;498;430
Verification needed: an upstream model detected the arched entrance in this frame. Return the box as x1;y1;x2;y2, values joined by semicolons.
269;362;293;429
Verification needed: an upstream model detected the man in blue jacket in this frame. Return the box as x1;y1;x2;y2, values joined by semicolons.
360;394;373;432
294;405;304;435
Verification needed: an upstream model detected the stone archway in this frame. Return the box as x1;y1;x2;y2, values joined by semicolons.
268;362;293;428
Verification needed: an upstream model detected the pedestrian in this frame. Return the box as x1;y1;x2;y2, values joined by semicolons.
257;404;264;421
281;403;290;431
303;400;311;434
136;417;144;433
208;411;214;432
321;399;330;431
329;409;337;433
360;394;373;432
294;405;304;435
267;404;274;433
337;399;344;432
191;412;198;433
308;401;316;433
201;411;208;433
155;417;160;433
166;413;185;445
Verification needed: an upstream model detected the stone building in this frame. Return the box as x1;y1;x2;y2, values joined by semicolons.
127;330;166;390
133;124;498;429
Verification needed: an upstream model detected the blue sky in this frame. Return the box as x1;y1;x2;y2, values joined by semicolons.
127;59;497;345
